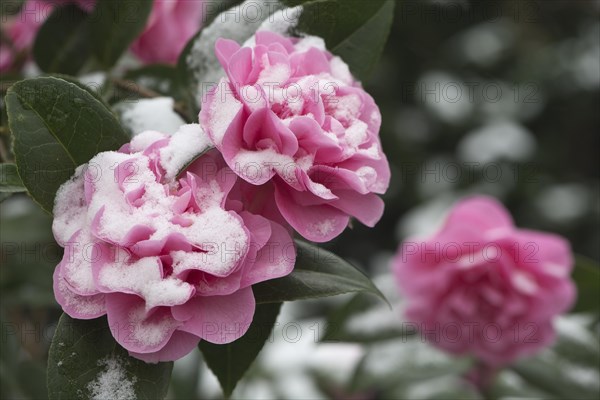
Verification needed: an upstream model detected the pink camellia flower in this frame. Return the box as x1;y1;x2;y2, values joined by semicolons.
393;196;576;367
52;124;295;363
200;31;390;243
130;0;205;64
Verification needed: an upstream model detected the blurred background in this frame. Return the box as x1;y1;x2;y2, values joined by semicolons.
1;0;599;399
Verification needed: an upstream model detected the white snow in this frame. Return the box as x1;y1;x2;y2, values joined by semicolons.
127;303;179;348
293;36;326;53
98;256;194;310
79;72;106;91
53;166;88;245
87;356;137;400
329;93;362;125
356;166;377;188
206;79;243;145
310;219;337;237
159;124;213;179
344;120;369;148
170;208;249;277
329;56;353;85
129;131;166;153
255;5;303;37
55;266;105;317
115;97;186;136
61;229;97;294
257;61;292;86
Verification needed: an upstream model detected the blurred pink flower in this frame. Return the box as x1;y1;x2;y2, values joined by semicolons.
200;31;390;242
392;196;575;367
130;0;205;64
52;125;295;362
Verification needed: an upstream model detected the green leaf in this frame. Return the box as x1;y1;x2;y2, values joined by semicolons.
199;302;282;397
253;240;386;304
292;0;395;81
33;5;92;75
571;255;600;314
47;314;173;400
5;77;129;213
90;0;153;68
0;163;25;192
47;73;114;111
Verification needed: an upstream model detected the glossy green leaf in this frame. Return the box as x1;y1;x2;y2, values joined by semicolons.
292;0;395;81
47;73;113;111
33;5;91;75
571;255;600;314
0;163;25;192
199;302;282;397
47;314;173;400
253;240;386;304
5;77;129;213
90;0;153;68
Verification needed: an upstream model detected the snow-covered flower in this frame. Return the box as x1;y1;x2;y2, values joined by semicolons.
52;125;295;362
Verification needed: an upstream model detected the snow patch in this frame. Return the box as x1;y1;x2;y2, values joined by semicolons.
115;97;185;136
255;6;303;37
53;166;88;245
87;356;137;400
206;81;243;145
159;124;213;179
